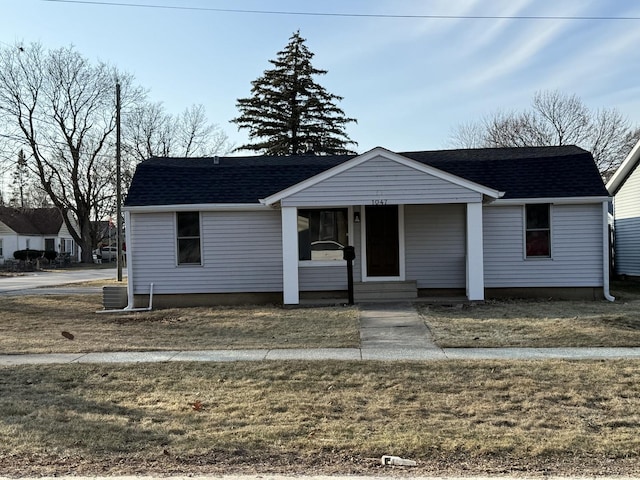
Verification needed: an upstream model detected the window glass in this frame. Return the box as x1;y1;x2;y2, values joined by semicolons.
298;208;348;261
0;238;3;257
63;238;74;254
525;204;550;257
177;212;201;264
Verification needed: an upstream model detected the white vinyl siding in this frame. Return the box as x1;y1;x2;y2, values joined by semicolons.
282;156;482;207
130;210;283;294
405;204;466;288
299;265;348;291
484;204;603;287
613;163;640;275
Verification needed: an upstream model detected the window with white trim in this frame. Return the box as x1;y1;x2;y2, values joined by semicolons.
0;238;3;257
298;208;348;261
62;238;75;254
177;211;201;265
525;204;551;258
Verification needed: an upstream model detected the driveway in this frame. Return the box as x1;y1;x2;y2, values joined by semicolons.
0;267;120;294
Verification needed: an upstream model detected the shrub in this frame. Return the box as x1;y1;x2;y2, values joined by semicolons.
13;249;45;261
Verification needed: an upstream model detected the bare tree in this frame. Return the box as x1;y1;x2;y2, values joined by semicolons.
122;102;233;191
0;42;143;262
123;102;232;163
447;120;487;149
177;104;232;157
450;90;640;179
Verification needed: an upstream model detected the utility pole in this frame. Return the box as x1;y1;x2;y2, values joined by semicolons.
116;82;123;282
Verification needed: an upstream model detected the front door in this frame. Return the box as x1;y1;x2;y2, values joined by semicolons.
365;205;399;277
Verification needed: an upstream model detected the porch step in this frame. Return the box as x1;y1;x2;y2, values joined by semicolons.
354;281;418;302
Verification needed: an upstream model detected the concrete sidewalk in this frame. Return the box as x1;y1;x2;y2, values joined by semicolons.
2;346;640;366
2;301;640;366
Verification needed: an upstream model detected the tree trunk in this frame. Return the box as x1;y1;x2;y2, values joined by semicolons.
79;214;95;263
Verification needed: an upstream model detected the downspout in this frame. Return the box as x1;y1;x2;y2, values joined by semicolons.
602;201;615;302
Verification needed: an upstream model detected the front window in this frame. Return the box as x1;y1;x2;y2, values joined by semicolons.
62;238;75;255
525;204;551;258
298;208;348;261
177;212;201;265
0;238;3;257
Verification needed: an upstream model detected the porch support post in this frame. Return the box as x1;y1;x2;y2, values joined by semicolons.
466;202;485;301
281;206;299;305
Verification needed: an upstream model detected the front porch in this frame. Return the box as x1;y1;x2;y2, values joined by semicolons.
259;147;503;306
281;202;488;305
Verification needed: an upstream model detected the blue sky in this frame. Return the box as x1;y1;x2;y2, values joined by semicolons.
2;0;640;154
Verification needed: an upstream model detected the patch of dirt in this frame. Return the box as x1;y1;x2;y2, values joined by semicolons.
1;452;639;477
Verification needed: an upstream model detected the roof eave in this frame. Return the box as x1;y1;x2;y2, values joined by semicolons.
124;203;268;213
492;196;611;205
606;139;640;194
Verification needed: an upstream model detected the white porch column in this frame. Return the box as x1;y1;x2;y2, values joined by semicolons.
281;206;299;305
466;202;485;301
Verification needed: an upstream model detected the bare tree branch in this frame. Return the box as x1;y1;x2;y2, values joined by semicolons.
449;89;640;178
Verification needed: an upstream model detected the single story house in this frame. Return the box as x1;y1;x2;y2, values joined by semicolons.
606;139;640;277
123;145;613;307
0;206;80;264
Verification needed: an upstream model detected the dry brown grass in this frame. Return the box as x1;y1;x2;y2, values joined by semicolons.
1;360;639;476
0;295;358;353
420;281;640;348
57;278;126;287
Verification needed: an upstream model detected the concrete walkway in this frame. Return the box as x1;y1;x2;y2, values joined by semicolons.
2;302;640;366
359;301;445;360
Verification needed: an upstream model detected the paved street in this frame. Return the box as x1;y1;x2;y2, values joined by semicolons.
0;267;120;295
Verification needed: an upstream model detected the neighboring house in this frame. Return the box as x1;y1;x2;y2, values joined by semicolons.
0;206;81;264
123;146;612;308
606;140;640;277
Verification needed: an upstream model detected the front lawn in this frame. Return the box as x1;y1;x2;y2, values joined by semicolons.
0;294;359;354
419;280;640;348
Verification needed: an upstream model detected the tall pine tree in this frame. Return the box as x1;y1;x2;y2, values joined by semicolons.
232;31;357;155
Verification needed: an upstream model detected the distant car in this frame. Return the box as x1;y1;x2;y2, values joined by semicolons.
94;246;118;262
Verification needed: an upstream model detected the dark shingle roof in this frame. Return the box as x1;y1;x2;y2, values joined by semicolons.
0;207;64;234
402;146;607;199
124;146;608;206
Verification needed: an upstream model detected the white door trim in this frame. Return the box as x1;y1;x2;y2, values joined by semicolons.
361;204;405;282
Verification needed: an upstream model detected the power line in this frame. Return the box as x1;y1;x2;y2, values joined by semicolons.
38;0;640;21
